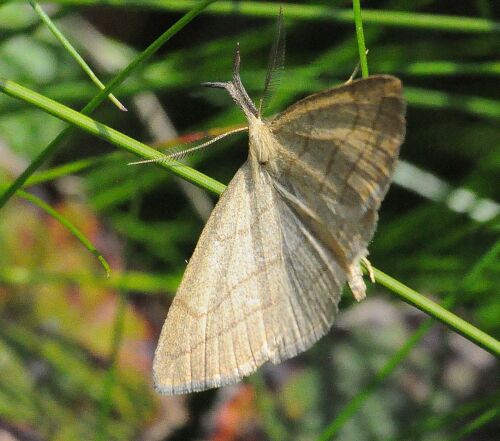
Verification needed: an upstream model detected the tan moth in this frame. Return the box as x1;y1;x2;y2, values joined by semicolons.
153;35;406;395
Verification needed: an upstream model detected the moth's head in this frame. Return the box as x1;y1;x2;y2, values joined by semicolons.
203;43;259;121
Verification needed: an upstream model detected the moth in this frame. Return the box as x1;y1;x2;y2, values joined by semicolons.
153;37;406;395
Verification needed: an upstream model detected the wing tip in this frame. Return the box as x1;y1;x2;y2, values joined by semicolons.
352;74;403;96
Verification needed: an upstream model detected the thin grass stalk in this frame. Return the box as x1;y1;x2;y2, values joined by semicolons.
373;267;499;356
28;0;126;110
94;294;126;440
0;0;217;210
0;266;180;293
448;407;500;441
352;0;369;78
0;77;225;195
16;189;111;277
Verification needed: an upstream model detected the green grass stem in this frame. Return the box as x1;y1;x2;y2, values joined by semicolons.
405;86;500;120
0;0;217;210
449;407;500;441
0;77;225;195
16;189;111;278
373;267;499;356
94;292;127;440
23;156;114;187
95;191;142;439
28;0;126;110
352;0;369;78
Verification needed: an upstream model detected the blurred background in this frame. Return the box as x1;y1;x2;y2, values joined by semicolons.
0;1;498;440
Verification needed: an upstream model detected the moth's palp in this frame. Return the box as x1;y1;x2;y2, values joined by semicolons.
202;43;258;119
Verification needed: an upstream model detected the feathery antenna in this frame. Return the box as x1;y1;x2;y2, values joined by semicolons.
128;127;248;166
259;6;286;116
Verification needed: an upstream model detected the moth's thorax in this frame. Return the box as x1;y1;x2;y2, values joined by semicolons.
248;115;278;165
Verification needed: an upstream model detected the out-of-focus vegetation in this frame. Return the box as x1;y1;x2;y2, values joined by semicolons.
0;1;498;440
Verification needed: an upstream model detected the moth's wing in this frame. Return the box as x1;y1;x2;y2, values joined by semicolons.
153;161;342;394
270;75;406;298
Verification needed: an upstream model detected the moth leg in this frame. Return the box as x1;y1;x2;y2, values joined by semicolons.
347;262;367;302
345;49;369;84
361;256;375;283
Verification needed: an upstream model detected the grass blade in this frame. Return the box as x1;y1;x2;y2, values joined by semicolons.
16;189;111;278
0;0;217;210
0;77;225;195
352;0;369;78
372;267;499;357
28;0;126;110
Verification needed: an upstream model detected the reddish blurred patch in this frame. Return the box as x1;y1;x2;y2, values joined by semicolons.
210;385;262;441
